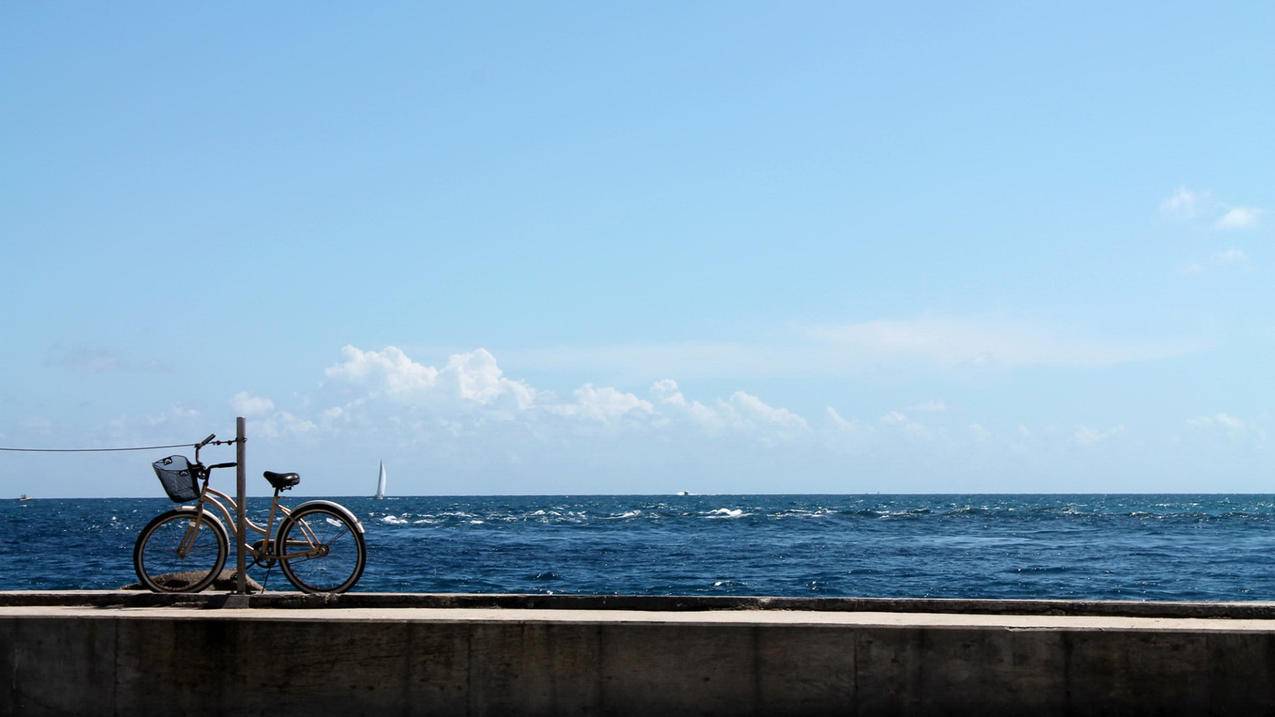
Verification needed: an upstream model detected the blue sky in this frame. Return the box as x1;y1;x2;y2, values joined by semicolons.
2;3;1273;496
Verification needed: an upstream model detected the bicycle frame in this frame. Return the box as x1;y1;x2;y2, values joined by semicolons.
177;475;328;565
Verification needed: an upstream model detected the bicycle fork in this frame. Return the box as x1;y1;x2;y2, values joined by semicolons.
177;506;208;559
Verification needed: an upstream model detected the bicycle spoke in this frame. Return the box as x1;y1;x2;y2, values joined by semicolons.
324;525;353;546
278;507;364;593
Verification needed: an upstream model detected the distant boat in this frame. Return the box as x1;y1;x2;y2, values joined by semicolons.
18;494;31;502
676;490;690;496
374;461;387;500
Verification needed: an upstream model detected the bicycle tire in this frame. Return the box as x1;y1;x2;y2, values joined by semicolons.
276;504;366;594
133;508;229;593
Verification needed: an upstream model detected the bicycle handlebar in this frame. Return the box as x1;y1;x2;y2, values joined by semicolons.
196;433;216;448
207;462;238;470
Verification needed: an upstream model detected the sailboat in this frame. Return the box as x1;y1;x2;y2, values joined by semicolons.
374;461;387;500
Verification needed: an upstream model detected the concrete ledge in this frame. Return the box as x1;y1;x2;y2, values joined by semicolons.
5;594;1275;715
6;589;1275;618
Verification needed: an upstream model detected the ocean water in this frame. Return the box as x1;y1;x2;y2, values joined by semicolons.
4;494;1275;601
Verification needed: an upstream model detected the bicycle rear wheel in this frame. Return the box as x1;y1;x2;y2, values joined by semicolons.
276;505;366;593
133;509;228;592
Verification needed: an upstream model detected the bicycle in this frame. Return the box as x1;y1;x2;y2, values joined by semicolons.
133;433;367;594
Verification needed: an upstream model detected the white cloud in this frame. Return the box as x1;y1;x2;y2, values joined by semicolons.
438;349;537;410
324;345;440;397
649;379;721;427
726;391;809;432
325;345;535;411
230;391;275;417
1072;424;1124;447
1161;187;1207;219
1159;187;1262;231
548;385;653;422
317;348;813;446
826;407;865;433
257;411;317;439
1215;207;1261;230
648;379;808;436
880;410;928;438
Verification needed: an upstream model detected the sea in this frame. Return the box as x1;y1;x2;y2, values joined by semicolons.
4;494;1275;601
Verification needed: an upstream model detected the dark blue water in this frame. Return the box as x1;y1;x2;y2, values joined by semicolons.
4;494;1275;600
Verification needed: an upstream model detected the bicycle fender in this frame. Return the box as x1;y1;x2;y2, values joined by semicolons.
172;505;229;536
291;500;365;534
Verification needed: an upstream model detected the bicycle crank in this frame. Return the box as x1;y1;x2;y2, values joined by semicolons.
250;539;277;568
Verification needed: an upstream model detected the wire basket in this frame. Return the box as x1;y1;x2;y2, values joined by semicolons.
153;455;200;502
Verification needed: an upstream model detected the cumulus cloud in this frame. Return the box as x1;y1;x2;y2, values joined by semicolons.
1215;207;1261;230
647;379;807;437
548;385;653;422
725;391;809;432
325;345;535;412
324;345;441;397
315;347;813;449
257;411;317;439
826;407;865;433
230;391;275;417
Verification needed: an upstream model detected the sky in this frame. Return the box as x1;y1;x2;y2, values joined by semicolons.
2;3;1273;497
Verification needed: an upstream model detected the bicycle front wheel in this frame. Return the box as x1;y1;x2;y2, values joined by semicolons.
276;505;366;593
133;509;229;593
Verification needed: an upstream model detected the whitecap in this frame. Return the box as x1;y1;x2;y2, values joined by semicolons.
706;508;746;519
381;515;409;525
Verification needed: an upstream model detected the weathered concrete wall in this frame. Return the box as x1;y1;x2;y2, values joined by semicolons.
4;600;1275;716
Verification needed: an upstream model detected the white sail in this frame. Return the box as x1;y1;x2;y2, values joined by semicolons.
375;461;387;499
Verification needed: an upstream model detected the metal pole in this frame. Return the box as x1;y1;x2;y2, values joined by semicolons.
235;416;247;595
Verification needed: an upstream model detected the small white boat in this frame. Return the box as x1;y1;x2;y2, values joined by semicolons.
374;461;387;500
18;494;31;502
676;490;690;496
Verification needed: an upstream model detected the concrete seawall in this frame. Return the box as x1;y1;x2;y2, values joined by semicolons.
4;592;1275;715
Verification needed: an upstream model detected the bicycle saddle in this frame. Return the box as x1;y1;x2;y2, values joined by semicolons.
263;471;301;491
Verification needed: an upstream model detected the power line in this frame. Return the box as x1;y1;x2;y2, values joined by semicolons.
0;443;193;453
